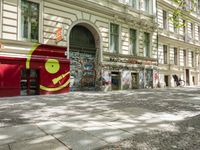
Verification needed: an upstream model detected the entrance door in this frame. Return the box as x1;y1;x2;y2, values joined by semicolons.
164;75;169;87
131;73;138;89
69;25;97;91
111;72;120;90
186;69;190;86
20;69;39;96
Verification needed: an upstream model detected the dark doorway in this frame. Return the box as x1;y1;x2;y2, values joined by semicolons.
111;72;120;90
186;69;190;86
164;75;169;87
131;73;138;89
192;76;195;85
20;69;39;96
69;25;97;91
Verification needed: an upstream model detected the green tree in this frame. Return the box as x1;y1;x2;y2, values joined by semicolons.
170;0;197;28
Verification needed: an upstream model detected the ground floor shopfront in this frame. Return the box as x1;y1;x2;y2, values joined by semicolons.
158;65;199;87
100;52;159;91
0;42;70;97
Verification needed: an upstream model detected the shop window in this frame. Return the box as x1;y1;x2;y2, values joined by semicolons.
21;0;39;42
130;29;137;55
20;69;39;96
143;32;150;57
110;23;119;53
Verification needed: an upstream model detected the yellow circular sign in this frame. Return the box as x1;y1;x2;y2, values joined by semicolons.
45;59;60;74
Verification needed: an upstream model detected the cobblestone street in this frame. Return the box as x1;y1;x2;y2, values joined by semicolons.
0;87;200;150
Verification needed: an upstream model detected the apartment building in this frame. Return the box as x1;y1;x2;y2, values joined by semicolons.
157;0;200;87
0;0;158;96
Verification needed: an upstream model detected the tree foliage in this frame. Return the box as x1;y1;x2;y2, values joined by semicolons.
170;0;197;28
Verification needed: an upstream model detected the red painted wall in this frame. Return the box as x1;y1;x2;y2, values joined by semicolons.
0;64;21;97
0;44;70;97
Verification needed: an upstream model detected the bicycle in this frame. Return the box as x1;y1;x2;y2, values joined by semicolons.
172;75;185;87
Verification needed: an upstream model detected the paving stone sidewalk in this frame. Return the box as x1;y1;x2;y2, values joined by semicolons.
0;87;200;150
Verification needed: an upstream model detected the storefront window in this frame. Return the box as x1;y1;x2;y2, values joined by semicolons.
20;69;39;96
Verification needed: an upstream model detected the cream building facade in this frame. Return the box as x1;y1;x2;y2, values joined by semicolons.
157;0;200;87
0;0;158;94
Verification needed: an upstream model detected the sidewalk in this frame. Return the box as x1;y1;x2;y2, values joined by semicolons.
0;88;200;150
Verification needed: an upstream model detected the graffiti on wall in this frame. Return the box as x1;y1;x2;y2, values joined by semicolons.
139;70;144;88
153;70;159;88
70;51;96;91
145;69;153;88
27;44;70;93
122;71;131;90
102;70;111;86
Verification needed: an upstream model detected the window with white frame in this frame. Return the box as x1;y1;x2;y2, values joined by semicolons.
21;0;39;42
130;28;137;55
198;0;200;13
143;32;150;57
198;26;200;41
191;51;194;67
163;45;168;64
144;0;150;13
190;22;194;38
128;0;137;8
174;47;178;65
183;49;187;66
163;10;168;29
110;23;119;53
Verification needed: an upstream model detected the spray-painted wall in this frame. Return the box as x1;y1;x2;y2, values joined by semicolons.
122;71;131;90
101;70;111;91
145;69;153;88
70;51;96;91
139;70;144;88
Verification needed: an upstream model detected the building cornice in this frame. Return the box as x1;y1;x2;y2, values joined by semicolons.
57;0;156;28
158;35;200;51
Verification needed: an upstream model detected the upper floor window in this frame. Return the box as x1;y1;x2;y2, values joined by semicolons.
183;49;187;66
144;0;150;12
130;29;137;55
198;0;200;13
191;51;194;67
174;47;178;65
163;10;168;29
128;0;137;8
198;26;200;41
143;32;150;57
183;20;186;40
110;23;119;53
189;22;194;38
163;45;168;64
21;0;39;42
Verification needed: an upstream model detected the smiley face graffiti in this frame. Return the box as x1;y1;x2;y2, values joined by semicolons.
26;44;70;92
